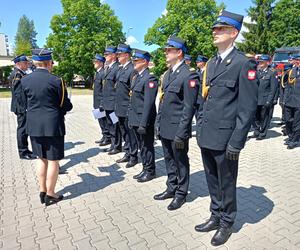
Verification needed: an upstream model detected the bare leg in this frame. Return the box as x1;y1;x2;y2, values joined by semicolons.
46;160;60;197
37;158;48;192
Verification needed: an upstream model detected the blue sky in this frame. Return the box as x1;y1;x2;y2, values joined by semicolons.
0;0;253;53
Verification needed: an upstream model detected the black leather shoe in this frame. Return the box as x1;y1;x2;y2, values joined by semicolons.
126;159;138;168
20;154;37;160
45;194;64;206
287;142;299;149
103;146;114;153
108;149;121;155
211;227;232;246
95;138;104;144
195;219;219;232
256;134;266;140
133;170;145;179
39;192;46;204
99;139;111;147
116;155;130;163
153;191;175;200
137;172;155;183
59;168;67;174
167;196;186;210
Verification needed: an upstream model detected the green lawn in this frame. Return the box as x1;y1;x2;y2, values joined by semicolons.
0;87;93;98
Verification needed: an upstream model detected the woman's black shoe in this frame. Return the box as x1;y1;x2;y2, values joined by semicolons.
39;192;46;204
45;194;64;206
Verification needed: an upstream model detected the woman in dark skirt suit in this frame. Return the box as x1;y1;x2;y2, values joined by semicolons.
21;49;73;206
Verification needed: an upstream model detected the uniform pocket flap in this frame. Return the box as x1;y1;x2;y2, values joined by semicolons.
168;85;181;93
224;80;236;88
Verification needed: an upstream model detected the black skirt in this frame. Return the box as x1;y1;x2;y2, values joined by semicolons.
30;136;64;160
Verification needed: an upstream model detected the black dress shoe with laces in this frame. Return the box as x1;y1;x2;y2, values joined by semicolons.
99;139;111;147
20;154;37;160
108;149;121;155
195;219;219;232
133;170;145;179
153;191;175;200
116;155;130;163
39;192;46;204
126;159;138;168
45;194;64;206
211;227;232;246
137;172;155;183
167;196;186;210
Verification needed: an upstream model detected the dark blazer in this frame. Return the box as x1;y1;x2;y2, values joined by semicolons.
115;62;135;117
285;67;300;108
156;62;200;140
21;68;73;137
102;62;120;111
93;67;105;109
257;67;278;105
197;48;258;150
9;67;26;114
128;68;158;127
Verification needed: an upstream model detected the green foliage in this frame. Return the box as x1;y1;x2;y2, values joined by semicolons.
145;0;223;75
14;15;38;55
269;0;300;50
47;0;125;83
237;0;275;54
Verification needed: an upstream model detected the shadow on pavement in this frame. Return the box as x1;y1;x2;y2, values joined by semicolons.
59;164;125;200
61;147;101;172
64;141;85;151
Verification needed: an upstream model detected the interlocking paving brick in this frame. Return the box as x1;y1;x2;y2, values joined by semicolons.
1;96;300;249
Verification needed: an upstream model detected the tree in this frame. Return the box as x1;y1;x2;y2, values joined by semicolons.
237;0;275;54
47;0;125;84
269;0;300;50
14;15;38;55
144;0;223;76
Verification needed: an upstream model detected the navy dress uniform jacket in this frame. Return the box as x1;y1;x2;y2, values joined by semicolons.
285;67;300;108
102;62;120;111
128;69;158;127
21;68;73;137
157;62;200;140
197;48;258;151
9;68;26;114
257;68;278;105
115;62;135;117
93;68;105;109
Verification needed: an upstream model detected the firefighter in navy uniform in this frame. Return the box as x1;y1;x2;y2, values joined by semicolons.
251;55;278;140
21;49;73;206
284;54;300;149
154;36;200;210
195;55;208;123
195;11;258;246
115;44;137;166
184;54;192;67
9;54;36;160
93;54;110;146
102;46;122;154
128;49;158;182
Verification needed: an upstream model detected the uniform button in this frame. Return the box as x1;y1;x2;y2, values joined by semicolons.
209;95;212;99
204;119;208;123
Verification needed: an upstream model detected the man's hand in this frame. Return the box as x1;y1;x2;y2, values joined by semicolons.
137;126;146;135
174;136;185;150
225;144;240;161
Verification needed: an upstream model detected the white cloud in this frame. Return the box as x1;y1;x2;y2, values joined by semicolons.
126;35;139;46
162;9;168;16
236;15;254;43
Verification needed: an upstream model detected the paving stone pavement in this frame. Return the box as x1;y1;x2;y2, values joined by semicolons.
1;95;300;250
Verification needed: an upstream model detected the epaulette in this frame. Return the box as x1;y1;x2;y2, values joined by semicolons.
189;68;196;72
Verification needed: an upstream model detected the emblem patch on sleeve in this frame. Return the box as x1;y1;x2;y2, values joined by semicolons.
149;82;155;88
247;70;256;80
189;80;196;88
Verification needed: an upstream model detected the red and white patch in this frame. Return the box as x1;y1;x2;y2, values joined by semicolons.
189;80;196;88
247;70;256;80
148;82;155;88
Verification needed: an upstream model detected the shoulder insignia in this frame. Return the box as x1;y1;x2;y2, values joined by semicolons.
189;79;196;88
248;70;257;80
